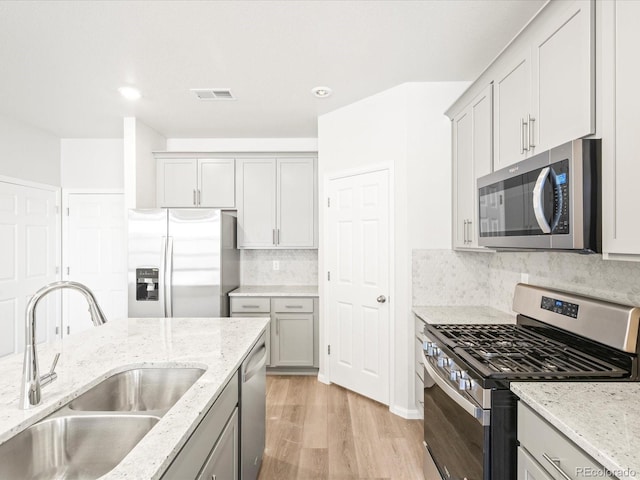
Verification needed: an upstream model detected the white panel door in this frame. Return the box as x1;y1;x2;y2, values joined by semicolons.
63;193;127;336
0;181;58;357
327;169;390;405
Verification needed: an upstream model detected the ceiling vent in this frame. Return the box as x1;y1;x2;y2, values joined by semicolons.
191;88;236;101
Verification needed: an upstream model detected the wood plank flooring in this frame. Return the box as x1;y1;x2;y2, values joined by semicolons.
258;375;424;480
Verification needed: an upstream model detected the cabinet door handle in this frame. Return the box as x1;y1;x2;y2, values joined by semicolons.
276;317;279;335
277;229;280;245
193;189;197;206
273;229;276;245
196;189;200;206
521;118;528;153
463;220;468;244
542;454;572;480
528;114;536;149
467;220;473;244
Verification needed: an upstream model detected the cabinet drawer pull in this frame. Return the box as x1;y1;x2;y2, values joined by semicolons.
243;305;260;308
285;305;303;309
542;453;572;480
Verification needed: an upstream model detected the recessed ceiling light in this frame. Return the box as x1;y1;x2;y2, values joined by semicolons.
311;86;332;98
118;86;141;101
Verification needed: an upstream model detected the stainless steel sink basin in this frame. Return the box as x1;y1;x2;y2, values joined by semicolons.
68;367;205;412
0;414;159;479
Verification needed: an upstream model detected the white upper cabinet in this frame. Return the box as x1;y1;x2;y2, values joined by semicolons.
602;0;640;258
198;159;236;208
492;0;594;170
532;0;594;153
157;158;235;208
237;158;278;248
493;52;532;170
237;157;317;249
452;84;493;250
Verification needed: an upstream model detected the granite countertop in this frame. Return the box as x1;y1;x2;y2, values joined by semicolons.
413;306;516;325
512;382;640;477
0;316;269;479
229;285;319;297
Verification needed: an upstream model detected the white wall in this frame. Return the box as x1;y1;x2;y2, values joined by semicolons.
0;114;60;186
61;139;124;189
123;118;166;209
166;137;318;152
318;82;467;418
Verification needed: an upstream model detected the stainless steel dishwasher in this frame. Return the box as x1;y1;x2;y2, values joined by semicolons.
240;331;267;480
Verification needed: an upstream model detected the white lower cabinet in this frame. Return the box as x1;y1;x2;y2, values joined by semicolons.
197;409;239;480
518;447;553;480
162;374;239;480
231;296;318;369
518;402;616;480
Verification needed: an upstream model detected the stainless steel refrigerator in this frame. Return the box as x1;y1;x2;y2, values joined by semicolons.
128;209;239;318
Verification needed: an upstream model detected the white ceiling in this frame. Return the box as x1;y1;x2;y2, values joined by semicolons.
0;0;546;139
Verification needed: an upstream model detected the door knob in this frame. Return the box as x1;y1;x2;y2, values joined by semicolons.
377;295;387;303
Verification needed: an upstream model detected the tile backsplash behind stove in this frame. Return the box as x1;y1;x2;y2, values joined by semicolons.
240;249;318;286
413;250;640;313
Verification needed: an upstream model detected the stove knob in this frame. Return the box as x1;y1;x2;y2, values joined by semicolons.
437;356;447;368
459;378;472;391
423;342;435;356
450;369;460;381
433;346;441;357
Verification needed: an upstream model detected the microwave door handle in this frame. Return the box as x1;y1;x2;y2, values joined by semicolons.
532;167;552;234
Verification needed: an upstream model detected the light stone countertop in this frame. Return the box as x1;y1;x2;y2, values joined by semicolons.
0;316;269;479
413;306;516;325
511;382;640;478
229;285;319;297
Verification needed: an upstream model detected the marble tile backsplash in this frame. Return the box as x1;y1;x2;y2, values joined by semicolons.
240;249;318;286
413;249;640;312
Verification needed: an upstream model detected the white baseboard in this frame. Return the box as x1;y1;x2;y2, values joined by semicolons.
317;373;330;385
390;404;423;420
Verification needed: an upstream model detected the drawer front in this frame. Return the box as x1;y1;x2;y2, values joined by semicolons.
415;338;424;381
230;297;270;313
518;403;615;480
272;297;313;313
415;315;426;339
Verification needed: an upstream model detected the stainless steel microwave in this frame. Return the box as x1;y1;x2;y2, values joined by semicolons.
477;139;601;252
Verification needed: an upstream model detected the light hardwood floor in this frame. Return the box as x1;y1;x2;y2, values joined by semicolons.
258;375;424;480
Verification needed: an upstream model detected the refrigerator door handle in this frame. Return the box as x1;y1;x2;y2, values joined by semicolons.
165;236;174;317
160;236;167;317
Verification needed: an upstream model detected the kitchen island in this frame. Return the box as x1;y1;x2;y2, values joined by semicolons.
512;382;640;479
0;316;269;479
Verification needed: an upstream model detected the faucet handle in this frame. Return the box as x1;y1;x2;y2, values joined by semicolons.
40;352;60;388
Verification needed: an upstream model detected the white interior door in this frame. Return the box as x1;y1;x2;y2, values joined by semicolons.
63;193;127;336
0;180;58;357
327;169;390;405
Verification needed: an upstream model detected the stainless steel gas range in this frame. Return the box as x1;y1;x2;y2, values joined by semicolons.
422;283;640;480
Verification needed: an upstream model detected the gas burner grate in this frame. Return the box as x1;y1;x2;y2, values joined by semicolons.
430;324;627;379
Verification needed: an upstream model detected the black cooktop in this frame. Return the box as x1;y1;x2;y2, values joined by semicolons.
426;323;630;380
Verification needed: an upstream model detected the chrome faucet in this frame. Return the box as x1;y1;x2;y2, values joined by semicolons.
20;281;108;409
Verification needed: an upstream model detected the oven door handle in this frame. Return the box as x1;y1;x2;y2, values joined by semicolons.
423;352;488;426
532;167;552;234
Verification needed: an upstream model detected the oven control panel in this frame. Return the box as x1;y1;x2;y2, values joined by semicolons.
541;295;579;318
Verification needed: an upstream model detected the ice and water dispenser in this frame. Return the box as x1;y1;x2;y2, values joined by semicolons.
136;268;159;301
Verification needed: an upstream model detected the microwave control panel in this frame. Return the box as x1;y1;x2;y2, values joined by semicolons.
551;160;569;234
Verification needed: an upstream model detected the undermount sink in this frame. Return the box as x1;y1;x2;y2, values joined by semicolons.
68;367;206;412
0;414;159;479
0;367;206;479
